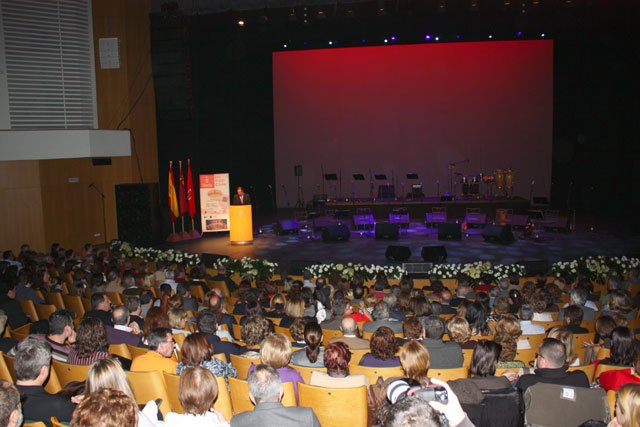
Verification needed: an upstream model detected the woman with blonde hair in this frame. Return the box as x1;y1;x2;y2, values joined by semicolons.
547;326;579;366
447;316;475;349
399;340;430;385
168;308;191;336
279;297;305;328
609;383;640;427
71;389;139;427
495;314;530;350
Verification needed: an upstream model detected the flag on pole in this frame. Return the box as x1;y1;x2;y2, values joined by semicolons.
186;159;196;219
178;160;188;216
168;161;179;222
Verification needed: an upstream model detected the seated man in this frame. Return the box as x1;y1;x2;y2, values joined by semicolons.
420;315;464;368
130;327;178;374
320;294;346;331
328;316;370;350
121;274;143;297
438;289;458;315
560;305;589;335
14;338;76;426
515;338;589;395
31;309;75;362
0;310;18;353
125;297;144;331
196;311;244;361
231;364;320;427
0;380;22;427
105;305;141;347
519;304;545;335
176;283;198;313
363;302;403;334
559;288;596;321
207;265;238;293
0;282;29;328
83;292;114;327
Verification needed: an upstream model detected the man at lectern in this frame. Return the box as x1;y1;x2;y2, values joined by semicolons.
232;186;251;205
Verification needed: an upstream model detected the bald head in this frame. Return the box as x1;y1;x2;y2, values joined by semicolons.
341;317;357;335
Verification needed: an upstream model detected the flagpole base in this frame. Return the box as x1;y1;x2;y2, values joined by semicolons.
166;233;182;242
179;231;191;240
189;230;202;239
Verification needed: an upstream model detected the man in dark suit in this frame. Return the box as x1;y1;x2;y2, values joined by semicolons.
83;292;114;327
196;311;244;361
105;305;141;347
421;315;464;368
232;186;251;205
231;364;320;427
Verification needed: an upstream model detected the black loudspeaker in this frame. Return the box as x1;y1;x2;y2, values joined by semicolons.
322;224;351;242
482;224;515;243
421;246;448;263
375;223;400;240
115;183;162;245
274;219;300;235
294;165;303;177
385;245;411;262
437;223;462;240
517;259;549;276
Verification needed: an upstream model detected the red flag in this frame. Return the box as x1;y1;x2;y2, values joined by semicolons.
186;159;196;219
168;162;179;222
178;160;188;216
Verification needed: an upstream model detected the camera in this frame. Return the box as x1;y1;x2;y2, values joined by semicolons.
413;386;448;404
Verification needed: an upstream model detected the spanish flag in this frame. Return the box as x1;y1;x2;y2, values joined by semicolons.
168;161;179;222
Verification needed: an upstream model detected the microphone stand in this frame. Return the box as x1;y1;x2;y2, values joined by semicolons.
88;183;107;244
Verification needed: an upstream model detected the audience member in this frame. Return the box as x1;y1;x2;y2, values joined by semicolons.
328;316;370;350
67;317;110;365
466;340;511;389
398;316;424;345
519;304;545;335
310;341;369;388
547;327;580;366
559;288;596;321
177;332;237;380
196;311;244;360
0;310;18;353
143;307;171;338
597;327;635;368
608;383;640;427
279;297;305;328
561;305;589;334
291;322;324;368
175;283;198;313
33;309;74;362
289;317;307;348
421;315;464;368
83;292;114;327
530;293;553;321
71;388;138;427
249;333;304;400
364;302;403;333
320;295;347;331
169;308;191;336
0;282;28;328
360;326;401;367
386;340;431;396
600;348;640;391
0;380;22;427
106;305;142;346
131;327;178;374
447;316;475;349
126;297;145;330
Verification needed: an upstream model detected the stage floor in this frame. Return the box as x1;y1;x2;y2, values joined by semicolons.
162;213;640;271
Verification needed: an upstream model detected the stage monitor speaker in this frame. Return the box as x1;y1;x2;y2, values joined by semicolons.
274;219;300;235
294;165;303;177
289;260;322;275
201;253;229;267
421;246;448;263
482;224;515;243
437;223;462;241
115;183;162;246
385;245;411;262
322;224;350;242
375;223;400;240
517;259;549;276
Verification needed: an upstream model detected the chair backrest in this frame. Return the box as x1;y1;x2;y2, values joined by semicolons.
596;347;611;360
9;323;30;341
349;349;369;366
213;353;228;363
232;324;243;341
348;364;404;384
298;383;368;427
362;330;373;341
532;320;564;330
521;334;545;351
594;364;628;381
582;320;596;333
105;292;123;305
51;359;91;386
126;370;172;417
229;354;259;380
108;343;132;360
62;295;85;318
173;333;187;350
45;293;65;310
23;422;47;427
50;417;66;427
274;325;293;341
162;372;183;413
34;304;57;322
81;297;92;314
606;390;616;420
44;365;62;394
430;367;469;381
189;285;206;303
0;351;13;382
515;348;538;366
2;353;16;382
321;329;343;347
567;364;596;382
213;375;233;421
265;316;282;326
462;349;473;368
469;335;494;342
290;364;327;384
127;344;149;360
19;300;38;322
228;377;297;415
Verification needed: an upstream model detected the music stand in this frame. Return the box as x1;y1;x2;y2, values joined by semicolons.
374;174;387;180
406;173;419;180
352;174;365;180
324;173;338;181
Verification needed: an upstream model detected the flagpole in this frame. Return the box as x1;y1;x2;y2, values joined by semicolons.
167;160;181;242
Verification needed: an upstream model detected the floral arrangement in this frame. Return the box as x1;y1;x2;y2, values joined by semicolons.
551;256;639;283
109;240;201;266
307;262;406;281
216;256;278;279
425;262;526;282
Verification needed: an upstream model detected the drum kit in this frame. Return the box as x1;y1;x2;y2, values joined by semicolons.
453;167;513;198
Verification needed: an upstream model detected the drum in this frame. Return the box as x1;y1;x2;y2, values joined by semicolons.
495;169;505;190
482;174;495;183
505;169;513;189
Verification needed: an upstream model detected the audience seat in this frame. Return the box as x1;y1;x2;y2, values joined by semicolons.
127;344;149;361
568;364;596;382
45;293;65;310
349;349;369;366
430;367;469;381
108;343;132;360
189;285;206;303
213;375;233;420
229;354;259;380
594;364;628;381
274;325;294;341
105;292;123;305
581;321;596;333
321;329;342;347
232;324;242;340
265;316;282;326
521;334;545;351
298;383;367;427
127;370;172;417
606;390;616;420
573;332;595;362
0;351;13;382
18;300;39;322
462;349;473;368
81;297;92;313
2;353;16;382
213;353;228;363
51;359;91;387
61;295;85;318
163;372;185;413
23;422;46;427
289;364;327;383
469;335;494;342
232;314;243;324
9;323;30;341
35;304;57;322
44;364;62;394
515;348;538;366
532;320;563;330
229;377;296;414
596;347;611;360
349;365;404;383
50;417;65;427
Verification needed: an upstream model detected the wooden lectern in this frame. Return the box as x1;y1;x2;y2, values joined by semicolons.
230;205;253;244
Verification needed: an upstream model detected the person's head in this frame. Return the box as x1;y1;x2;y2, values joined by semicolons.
48;309;73;338
609;290;632;314
610;327;635;366
547;327;577;366
613;383;640;427
140;290;153;307
563;305;584;326
595;315;617;343
383;395;442;427
409;297;432;317
331;294;347;316
14;337;51;384
70;388;138;427
465;301;488;335
519;304;535;321
111;305;130;326
399;340;430;383
402;317;424;340
303;322;323;363
289;317;307;342
495;314;522;339
91;292;110;311
440;289;452;304
284;297;305;318
537;338;567;369
241;315;274;348
569;287;588;306
85;358;134;399
159;283;173;297
0;380;22;427
493;296;510;316
370;326;398;361
447;316;471;344
144;307;171;336
372;302;390;321
530;293;547;314
75;318;108;357
423;315;445;340
147;327;175;358
269;293;285;311
248;364;283;404
493;333;518;363
497;277;510;291
236;186;244;196
353;285;365;300
469;340;501;377
260;333;292;369
181;332;214;366
168;308;187;330
340;316;358;335
125;296;141;315
195;310;217;335
324;341;351;377
178;366;219;416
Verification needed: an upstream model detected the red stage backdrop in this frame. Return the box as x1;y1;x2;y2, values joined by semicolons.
273;40;553;206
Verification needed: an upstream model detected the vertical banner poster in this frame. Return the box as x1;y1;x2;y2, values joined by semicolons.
199;173;230;232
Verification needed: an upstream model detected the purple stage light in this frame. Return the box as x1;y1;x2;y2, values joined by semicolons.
361;39;366;43
517;31;522;36
425;34;432;40
390;36;396;41
455;35;461;39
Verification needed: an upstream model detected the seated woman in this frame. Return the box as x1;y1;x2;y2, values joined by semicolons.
386;341;431;398
289;318;308;349
310;342;370;388
177;332;237;381
466;340;511;389
71;388;138;427
530;293;554;322
265;293;286;318
67;318;110;365
360;327;401;367
290;321;324;368
240;315;274;358
600;348;640;392
239;299;264;325
547;327;580;366
608;383;640;427
169;308;191;336
601;290;635;320
278;297;305;328
165;367;229;426
84;358;158;427
447;316;476;350
494;320;526;370
248;333;304;400
397;316;424;346
143;307;171;345
466;301;492;338
596;326;635;368
495;314;530;350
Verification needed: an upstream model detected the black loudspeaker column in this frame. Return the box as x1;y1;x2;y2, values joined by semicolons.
437;223;462;241
385;245;411;262
421;246;448;263
294;165;303;177
322;224;351;242
274;219;300;235
375;223;400;240
482;224;515;243
115;183;162;246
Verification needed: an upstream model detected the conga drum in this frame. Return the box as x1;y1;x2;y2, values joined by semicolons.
495;169;505;190
505;169;513;189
